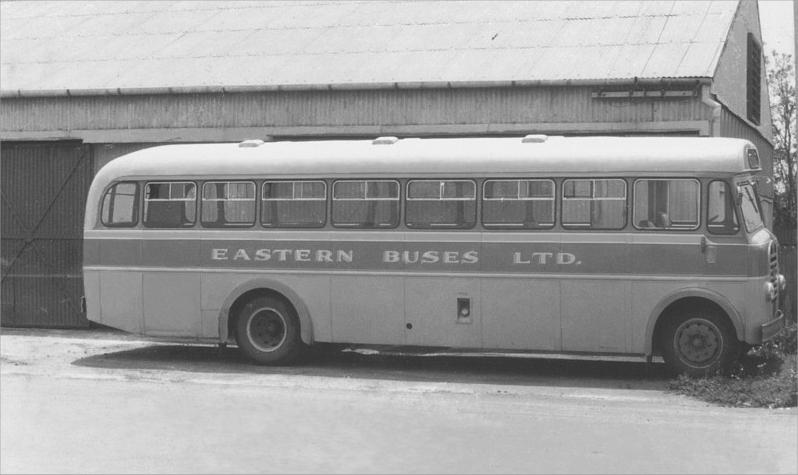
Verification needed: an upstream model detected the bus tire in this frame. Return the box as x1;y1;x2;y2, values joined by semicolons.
234;295;304;365
659;308;738;377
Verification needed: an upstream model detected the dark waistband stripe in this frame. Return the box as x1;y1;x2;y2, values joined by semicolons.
84;238;760;277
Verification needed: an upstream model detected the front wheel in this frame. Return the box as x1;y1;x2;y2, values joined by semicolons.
660;309;739;377
234;296;304;365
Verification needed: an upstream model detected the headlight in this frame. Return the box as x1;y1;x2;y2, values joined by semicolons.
765;282;778;301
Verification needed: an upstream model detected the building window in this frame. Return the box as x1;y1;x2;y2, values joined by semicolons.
562;179;626;230
143;182;196;228
332;180;399;228
482;179;555;229
101;182;138;227
406;180;476;228
262;180;326;228
201;181;256;227
747;33;761;125
633;179;700;230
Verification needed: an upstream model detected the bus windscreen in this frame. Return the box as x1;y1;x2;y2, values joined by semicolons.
738;183;764;232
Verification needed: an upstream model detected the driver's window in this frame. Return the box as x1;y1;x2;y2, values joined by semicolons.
707;181;739;235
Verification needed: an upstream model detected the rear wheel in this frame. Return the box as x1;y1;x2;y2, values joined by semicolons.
660;308;738;377
234;296;304;365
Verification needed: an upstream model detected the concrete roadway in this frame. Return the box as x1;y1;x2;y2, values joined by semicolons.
1;330;796;474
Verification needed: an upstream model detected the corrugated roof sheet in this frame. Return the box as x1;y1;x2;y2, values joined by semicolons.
0;0;739;94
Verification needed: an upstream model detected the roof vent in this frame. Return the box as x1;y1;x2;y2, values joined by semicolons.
239;139;265;148
373;136;399;145
521;134;548;143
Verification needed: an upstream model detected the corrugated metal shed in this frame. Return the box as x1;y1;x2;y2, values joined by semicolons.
0;0;739;94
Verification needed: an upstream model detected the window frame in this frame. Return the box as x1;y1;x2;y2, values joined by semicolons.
200;180;258;228
405;179;477;229
631;178;701;232
738;181;765;233
706;179;740;235
331;179;401;229
560;178;627;230
142;180;197;228
261;180;328;228
481;178;555;230
100;181;140;228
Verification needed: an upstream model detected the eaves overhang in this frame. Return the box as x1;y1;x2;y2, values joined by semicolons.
0;77;712;98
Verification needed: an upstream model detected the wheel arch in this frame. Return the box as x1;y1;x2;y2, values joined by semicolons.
217;278;313;346
644;288;744;356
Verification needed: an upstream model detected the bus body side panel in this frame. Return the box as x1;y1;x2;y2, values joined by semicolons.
85;235;145;333
99;270;144;333
139;238;202;337
142;272;201;337
83;270;101;325
330;275;405;345
558;234;633;353
561;280;631;353
404;277;481;348
480;278;560;351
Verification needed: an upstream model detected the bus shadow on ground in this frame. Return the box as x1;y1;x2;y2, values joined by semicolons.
72;343;671;390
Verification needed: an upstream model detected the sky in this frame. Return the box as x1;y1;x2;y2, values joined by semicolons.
758;0;795;58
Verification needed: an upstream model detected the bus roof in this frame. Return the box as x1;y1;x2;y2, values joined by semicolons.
96;136;759;182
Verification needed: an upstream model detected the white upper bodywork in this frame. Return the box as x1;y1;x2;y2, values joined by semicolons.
94;136;757;177
86;135;759;229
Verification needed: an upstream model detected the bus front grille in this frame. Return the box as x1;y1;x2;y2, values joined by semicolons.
769;241;780;310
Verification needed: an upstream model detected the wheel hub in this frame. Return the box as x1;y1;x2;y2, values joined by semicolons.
248;310;286;351
676;320;721;365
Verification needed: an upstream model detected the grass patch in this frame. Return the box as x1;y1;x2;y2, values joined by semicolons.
668;321;798;408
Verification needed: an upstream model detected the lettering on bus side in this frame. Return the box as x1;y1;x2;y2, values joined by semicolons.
382;250;479;265
208;246;581;268
511;252;580;265
212;248;354;263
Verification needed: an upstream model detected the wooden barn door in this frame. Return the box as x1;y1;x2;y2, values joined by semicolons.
1;141;93;327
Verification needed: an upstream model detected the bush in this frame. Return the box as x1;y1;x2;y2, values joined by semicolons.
668;354;797;408
667;323;798;408
756;319;797;357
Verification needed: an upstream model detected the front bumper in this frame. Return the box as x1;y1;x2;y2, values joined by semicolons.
761;310;785;342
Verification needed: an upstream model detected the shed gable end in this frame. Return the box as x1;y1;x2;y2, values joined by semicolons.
711;0;773;142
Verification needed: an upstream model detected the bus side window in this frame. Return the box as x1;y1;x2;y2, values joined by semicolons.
201;181;256;227
101;182;139;227
633;179;700;231
332;180;399;228
406;179;476;229
143;182;196;228
562;179;626;230
483;179;555;229
707;181;740;234
262;180;326;228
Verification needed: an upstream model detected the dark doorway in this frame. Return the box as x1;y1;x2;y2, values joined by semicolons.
1;141;93;327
